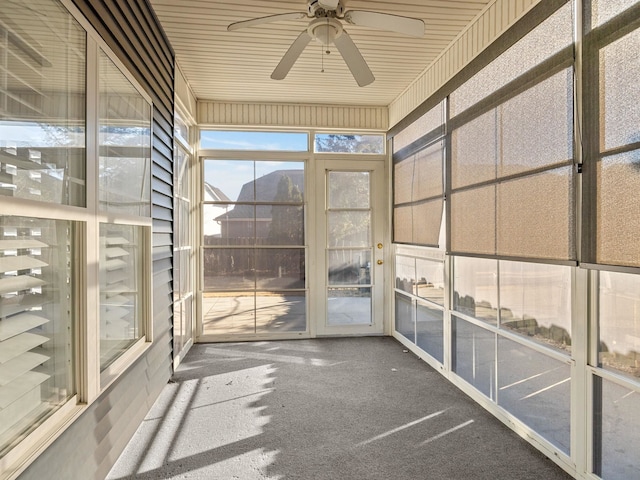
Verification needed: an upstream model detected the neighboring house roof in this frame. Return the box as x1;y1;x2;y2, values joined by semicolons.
203;182;231;202
215;169;304;221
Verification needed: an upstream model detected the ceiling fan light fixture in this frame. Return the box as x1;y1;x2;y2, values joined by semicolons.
308;17;342;44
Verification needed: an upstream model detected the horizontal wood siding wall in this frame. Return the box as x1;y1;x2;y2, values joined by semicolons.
389;0;541;128
19;1;175;479
199;101;389;130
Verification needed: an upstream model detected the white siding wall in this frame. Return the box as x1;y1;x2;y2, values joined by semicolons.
198;101;388;130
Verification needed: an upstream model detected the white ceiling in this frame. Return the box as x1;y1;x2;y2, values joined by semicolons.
149;0;493;107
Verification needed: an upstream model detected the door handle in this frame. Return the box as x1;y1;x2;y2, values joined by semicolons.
377;259;383;265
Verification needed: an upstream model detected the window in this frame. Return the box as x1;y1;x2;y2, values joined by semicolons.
173;113;194;362
98;50;152;217
450;69;575;260
0;0;84;459
453;257;572;353
99;224;146;371
314;133;384;154
393;141;444;246
394;251;445;363
0;217;76;457
393;102;445;248
585;6;640;474
203;159;306;335
98;48;152;372
0;2;86;207
451;256;572;453
587;24;640;267
0;0;152;464
201;130;308;151
597;271;640;380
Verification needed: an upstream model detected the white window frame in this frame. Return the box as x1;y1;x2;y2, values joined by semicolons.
173;105;196;369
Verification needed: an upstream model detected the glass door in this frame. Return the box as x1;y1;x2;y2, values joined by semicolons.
315;160;386;335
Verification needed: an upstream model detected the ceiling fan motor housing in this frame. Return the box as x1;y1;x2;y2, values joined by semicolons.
308;0;344;17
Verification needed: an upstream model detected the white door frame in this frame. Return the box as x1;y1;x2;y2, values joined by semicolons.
312;158;388;336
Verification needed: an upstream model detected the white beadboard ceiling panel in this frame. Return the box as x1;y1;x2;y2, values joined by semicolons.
149;0;496;110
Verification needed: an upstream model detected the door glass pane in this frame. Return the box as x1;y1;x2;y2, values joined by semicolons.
327;288;371;325
328;171;370;208
328;250;371;286
328;211;370;247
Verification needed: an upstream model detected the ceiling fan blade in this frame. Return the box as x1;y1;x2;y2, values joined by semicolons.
271;30;312;80
228;12;306;31
333;30;375;87
344;10;425;37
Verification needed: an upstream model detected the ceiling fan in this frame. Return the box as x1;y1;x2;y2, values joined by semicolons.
227;0;425;87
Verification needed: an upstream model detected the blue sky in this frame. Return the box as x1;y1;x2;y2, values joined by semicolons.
203;160;304;201
200;131;308;151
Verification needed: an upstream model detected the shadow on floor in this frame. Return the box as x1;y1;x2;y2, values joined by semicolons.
107;337;573;480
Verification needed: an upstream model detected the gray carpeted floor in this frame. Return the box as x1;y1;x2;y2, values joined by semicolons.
107;337;573;479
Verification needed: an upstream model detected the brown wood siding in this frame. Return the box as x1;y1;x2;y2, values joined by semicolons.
19;0;175;479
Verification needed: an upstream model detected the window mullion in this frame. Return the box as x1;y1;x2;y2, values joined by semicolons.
83;35;100;402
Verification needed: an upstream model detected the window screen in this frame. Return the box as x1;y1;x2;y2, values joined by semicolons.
585;8;640;268
450;69;575;261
